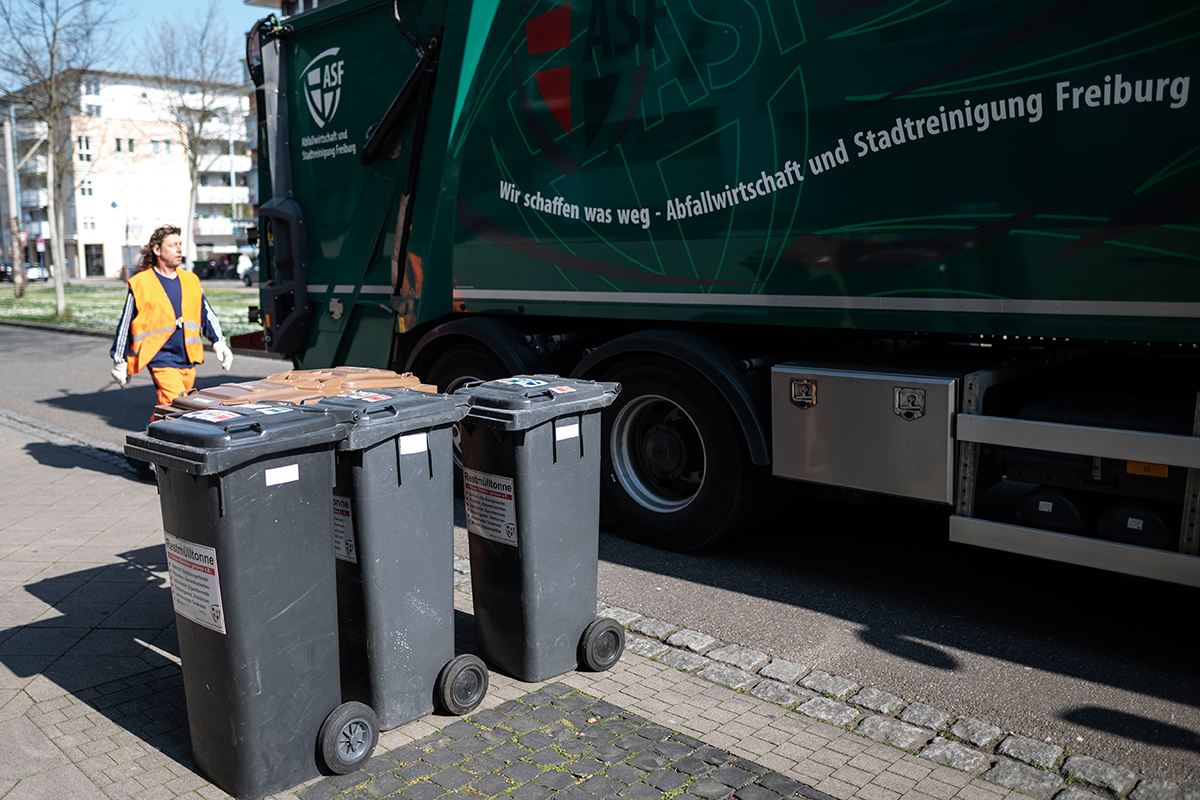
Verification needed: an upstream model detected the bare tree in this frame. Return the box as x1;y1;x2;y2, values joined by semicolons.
0;0;116;308
142;0;242;266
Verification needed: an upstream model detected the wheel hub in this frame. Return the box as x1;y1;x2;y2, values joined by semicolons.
453;669;483;706
338;719;370;760
642;424;687;479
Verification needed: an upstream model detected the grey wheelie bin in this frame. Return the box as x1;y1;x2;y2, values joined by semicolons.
305;388;489;727
453;376;624;682
125;405;379;799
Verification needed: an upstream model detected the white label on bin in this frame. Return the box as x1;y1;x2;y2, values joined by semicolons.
555;422;579;441
399;432;428;455
163;532;226;634
463;468;518;547
1038;501;1053;513
333;494;357;563
1127;517;1144;531
265;464;299;486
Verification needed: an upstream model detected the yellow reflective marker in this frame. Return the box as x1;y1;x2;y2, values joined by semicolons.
1127;461;1168;478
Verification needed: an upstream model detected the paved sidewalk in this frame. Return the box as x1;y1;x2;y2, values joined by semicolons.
0;413;1158;800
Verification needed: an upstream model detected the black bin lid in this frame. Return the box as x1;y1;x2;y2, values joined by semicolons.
305;388;472;450
454;375;620;431
125;403;343;475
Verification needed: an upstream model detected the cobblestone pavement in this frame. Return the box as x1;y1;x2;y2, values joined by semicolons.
1;412;1196;800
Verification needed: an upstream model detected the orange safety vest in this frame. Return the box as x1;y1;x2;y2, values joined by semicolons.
125;268;206;374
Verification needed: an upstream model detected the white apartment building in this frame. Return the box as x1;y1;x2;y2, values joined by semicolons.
2;70;253;279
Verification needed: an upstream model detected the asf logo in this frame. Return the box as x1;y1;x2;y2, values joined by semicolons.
518;0;664;175
303;47;345;128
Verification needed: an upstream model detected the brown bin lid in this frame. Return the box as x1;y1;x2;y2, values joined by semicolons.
167;367;439;415
265;366;435;393
170;380;325;410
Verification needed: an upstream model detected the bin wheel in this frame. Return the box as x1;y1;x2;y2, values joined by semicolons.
579;617;625;672
319;702;379;774
436;654;489;715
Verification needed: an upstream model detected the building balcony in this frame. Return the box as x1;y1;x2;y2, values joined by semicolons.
194;217;249;237
21;188;47;207
18;154;47;175
200;154;253;174
196;185;251;205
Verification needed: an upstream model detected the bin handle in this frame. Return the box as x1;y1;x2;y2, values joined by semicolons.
226;421;265;439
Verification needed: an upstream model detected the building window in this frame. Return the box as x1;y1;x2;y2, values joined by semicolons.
80;180;93;196
85;105;101;117
114;138;121;152
83;216;96;231
84;77;100;95
77;135;91;162
152;139;171;155
127;138;135;153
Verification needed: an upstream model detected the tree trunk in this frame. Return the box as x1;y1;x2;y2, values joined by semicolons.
9;217;25;299
45;119;66;318
4;116;27;300
184;175;198;269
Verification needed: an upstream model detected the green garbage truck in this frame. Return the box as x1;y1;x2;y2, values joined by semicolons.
244;0;1200;584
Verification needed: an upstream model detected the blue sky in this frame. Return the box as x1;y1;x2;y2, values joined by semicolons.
110;0;272;73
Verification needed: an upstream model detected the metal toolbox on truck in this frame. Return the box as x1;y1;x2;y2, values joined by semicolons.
771;363;962;504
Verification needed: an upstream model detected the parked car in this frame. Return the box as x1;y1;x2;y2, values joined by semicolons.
243;265;259;286
23;263;48;281
0;263;10;282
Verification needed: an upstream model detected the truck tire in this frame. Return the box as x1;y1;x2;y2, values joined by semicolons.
425;345;507;490
599;356;767;551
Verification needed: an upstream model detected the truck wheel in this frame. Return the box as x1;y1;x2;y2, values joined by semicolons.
435;654;489;715
425;346;506;490
319;702;378;774
599;357;767;551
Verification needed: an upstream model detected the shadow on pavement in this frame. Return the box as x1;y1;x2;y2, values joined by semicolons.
1061;707;1200;754
0;546;192;760
22;441;144;481
597;480;1200;716
38;370;285;435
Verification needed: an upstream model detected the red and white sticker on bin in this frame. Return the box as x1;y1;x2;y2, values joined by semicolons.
163;532;226;634
184;409;240;423
338;391;391;402
463;468;518;547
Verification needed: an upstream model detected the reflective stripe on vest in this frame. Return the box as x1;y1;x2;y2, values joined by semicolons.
125;269;206;374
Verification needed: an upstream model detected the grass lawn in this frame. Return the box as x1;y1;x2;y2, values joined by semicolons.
0;282;262;339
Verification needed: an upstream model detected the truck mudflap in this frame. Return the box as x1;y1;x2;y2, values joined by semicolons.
259;197;313;354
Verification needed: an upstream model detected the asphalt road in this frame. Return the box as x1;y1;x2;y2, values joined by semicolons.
3;323;1198;789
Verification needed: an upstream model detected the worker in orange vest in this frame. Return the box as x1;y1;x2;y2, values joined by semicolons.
110;225;233;475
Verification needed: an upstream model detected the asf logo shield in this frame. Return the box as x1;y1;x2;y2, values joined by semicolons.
516;0;663;176
303;47;345;128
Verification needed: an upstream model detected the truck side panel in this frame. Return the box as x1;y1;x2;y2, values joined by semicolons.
447;0;1199;342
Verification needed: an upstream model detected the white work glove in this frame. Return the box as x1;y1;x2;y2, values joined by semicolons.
213;341;234;372
111;360;128;388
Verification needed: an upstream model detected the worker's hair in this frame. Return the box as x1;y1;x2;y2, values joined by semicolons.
138;225;182;271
